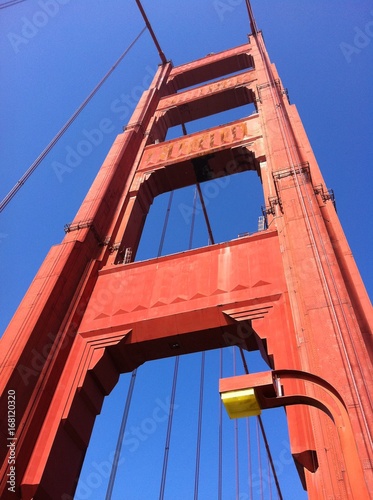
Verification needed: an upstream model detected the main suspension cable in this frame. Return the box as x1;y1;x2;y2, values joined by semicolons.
0;0;27;9
135;0;167;64
0;27;146;213
245;0;259;35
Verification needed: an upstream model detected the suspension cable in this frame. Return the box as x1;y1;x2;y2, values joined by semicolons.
185;183;205;499
156;158;183;499
181;173;216;499
105;369;138;499
181;121;215;247
218;349;223;500
267;451;273;500
189;187;198;250
233;348;240;500
194;351;205;499
258;416;282;499
245;0;259;35
0;0;27;9
159;356;180;499
196;183;215;245
256;418;264;500
246;418;253;500
135;0;167;64
0;27;146;214
158;191;174;256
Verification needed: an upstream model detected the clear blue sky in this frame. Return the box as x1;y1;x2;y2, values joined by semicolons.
0;1;372;499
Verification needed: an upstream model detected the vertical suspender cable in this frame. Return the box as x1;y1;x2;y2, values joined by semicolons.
194;351;205;499
257;416;282;499
256;418;264;500
158;191;174;257
189;187;198;250
182;122;215;247
218;349;223;500
196;183;215;245
159;356;180;500
234;411;240;500
190;181;208;499
233;348;240;500
246;418;253;500
187;182;205;499
181;160;218;498
105;369;138;500
267;452;273;500
158;178;179;499
239;349;283;500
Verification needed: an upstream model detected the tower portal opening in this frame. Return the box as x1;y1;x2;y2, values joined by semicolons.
136;168;264;262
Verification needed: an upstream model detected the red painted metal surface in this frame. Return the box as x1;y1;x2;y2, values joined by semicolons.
0;34;372;499
220;369;370;498
139;115;264;170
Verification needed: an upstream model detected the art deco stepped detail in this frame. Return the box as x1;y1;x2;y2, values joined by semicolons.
0;31;372;499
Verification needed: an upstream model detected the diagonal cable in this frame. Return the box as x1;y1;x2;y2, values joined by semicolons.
0;27;146;213
0;0;27;9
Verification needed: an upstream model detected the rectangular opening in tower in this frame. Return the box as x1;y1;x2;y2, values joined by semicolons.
168;48;253;92
164;103;257;142
136;169;264;261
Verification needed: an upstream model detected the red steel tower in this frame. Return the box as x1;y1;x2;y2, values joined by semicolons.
0;26;372;500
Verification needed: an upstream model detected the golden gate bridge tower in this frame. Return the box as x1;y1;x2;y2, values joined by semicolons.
0;2;372;498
